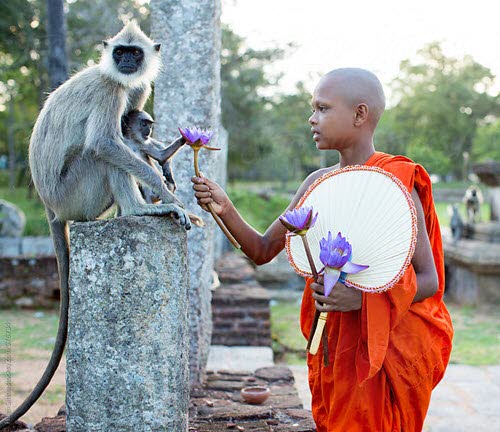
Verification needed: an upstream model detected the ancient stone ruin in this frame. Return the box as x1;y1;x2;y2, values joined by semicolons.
444;161;500;304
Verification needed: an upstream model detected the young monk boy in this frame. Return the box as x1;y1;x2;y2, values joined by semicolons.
192;68;453;431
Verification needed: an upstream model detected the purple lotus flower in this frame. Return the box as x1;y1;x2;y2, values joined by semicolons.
279;206;318;236
179;127;220;150
319;232;369;297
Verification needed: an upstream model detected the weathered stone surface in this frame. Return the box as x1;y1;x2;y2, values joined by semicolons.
472;161;500;187
0;237;22;256
34;415;65;432
211;253;272;346
0;255;59;308
255;367;295;383
216;252;256;283
463;221;500;242
254;250;303;289
0;199;25;237
67;216;190;431
23;366;315;432
490;187;500;221
21;237;54;256
211;282;271;347
443;236;500;304
151;0;223;386
189;367;316;431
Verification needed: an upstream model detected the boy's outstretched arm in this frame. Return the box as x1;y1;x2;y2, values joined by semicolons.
191;170;328;265
191;175;285;264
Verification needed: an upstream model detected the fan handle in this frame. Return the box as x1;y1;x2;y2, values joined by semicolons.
309;312;328;355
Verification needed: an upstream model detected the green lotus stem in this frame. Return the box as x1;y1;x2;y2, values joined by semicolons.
193;148;241;249
301;234;323;355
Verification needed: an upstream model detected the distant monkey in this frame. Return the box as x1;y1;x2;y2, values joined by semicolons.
463;185;483;224
0;22;188;428
448;204;464;241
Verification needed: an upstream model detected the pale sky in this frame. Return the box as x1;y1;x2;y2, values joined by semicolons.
221;0;500;103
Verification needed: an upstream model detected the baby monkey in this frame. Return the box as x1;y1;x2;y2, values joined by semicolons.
122;110;204;226
122;110;181;199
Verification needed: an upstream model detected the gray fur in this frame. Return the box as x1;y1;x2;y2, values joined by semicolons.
0;23;187;429
463;185;483;225
122;109;186;200
120;110;204;228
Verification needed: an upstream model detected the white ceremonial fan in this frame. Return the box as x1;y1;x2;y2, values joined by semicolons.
285;165;418;293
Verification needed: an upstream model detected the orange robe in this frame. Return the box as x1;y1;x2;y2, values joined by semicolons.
300;152;453;432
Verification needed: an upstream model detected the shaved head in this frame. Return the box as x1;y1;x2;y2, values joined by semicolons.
320;68;386;127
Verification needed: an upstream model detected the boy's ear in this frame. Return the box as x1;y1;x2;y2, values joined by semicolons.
354;103;369;126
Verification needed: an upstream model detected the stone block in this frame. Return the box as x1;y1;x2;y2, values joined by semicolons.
21;237;54;256
0;238;22;256
443;237;500;304
66;216;189;432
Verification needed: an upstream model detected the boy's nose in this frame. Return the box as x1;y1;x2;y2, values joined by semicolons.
309;113;317;125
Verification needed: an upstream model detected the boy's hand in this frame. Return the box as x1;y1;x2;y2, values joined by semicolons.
311;276;362;312
191;174;230;216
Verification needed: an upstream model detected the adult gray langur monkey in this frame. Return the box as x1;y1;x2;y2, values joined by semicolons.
0;22;189;428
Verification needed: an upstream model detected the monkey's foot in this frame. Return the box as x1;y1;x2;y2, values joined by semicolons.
123;204;191;230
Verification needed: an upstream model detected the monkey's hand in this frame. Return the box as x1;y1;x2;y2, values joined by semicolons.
191;174;230;216
167;205;191;230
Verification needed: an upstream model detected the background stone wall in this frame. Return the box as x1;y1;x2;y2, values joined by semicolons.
212;253;272;347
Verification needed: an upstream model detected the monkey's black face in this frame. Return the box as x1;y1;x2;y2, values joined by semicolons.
113;45;144;74
140;119;153;139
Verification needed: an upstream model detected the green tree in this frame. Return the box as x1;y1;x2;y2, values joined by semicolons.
0;0;150;187
268;82;319;183
386;42;499;177
221;24;286;180
473;119;500;162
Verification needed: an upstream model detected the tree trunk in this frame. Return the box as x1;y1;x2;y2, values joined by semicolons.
46;0;68;91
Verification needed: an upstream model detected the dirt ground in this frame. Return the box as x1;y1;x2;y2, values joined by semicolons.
1;350;66;426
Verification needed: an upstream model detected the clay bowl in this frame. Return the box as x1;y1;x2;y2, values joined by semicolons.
240;386;271;405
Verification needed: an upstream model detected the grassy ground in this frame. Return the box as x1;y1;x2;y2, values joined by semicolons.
227;186;290;234
271;300;500;366
0;309;65;424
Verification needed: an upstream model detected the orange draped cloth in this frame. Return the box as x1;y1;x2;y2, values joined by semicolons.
300;152;453;431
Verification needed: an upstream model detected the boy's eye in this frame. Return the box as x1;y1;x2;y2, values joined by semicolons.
319;106;327;112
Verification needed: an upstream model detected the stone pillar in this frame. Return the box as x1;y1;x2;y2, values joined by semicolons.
151;0;222;385
490;187;500;221
66;216;189;432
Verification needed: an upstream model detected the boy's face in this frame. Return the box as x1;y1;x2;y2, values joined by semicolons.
309;76;356;151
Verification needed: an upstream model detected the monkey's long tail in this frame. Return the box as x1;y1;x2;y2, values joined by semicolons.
0;210;69;429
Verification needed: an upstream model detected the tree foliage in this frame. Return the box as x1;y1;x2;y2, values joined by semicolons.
0;0;149;186
221;24;284;180
1;5;499;188
378;42;499;177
